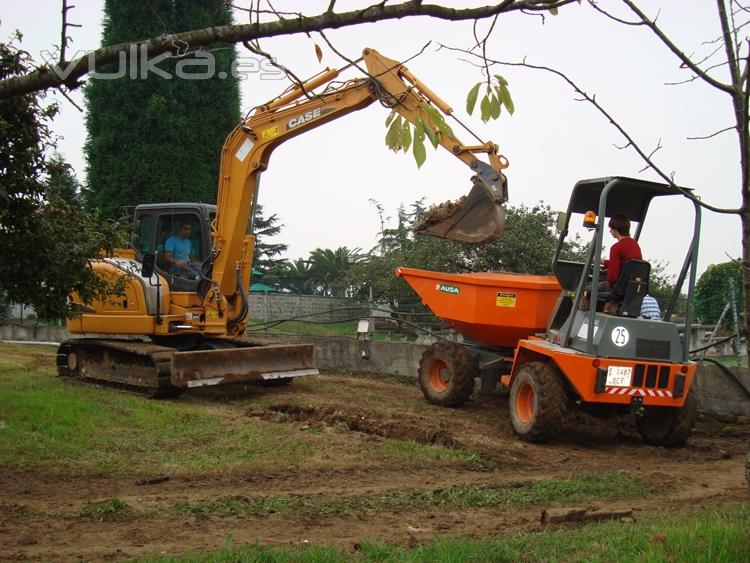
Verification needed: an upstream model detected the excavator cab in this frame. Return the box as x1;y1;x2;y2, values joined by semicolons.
132;203;215;292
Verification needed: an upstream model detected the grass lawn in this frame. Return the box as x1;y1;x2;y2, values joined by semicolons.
0;344;477;477
144;504;750;562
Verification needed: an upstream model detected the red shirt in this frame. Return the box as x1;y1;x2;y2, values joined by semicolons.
603;236;642;285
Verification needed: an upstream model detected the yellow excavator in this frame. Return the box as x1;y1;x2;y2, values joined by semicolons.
57;48;509;397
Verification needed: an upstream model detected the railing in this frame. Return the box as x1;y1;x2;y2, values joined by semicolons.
245;291;449;341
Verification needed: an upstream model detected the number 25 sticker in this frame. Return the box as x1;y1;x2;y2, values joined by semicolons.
611;326;630;347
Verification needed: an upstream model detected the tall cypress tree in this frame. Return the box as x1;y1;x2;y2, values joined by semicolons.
84;0;240;218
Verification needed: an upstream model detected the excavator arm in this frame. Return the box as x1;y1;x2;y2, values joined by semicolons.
209;48;509;330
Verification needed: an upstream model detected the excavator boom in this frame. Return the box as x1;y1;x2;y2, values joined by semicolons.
211;47;509;301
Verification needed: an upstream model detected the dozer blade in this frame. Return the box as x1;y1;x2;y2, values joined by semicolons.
413;162;507;244
170;344;318;388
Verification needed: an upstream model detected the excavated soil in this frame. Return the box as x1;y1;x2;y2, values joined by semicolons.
412;196;467;231
1;372;749;561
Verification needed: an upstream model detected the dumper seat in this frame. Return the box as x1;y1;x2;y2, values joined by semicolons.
612;259;650;317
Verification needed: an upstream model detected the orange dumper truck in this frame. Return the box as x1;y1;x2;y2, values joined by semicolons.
399;176;701;446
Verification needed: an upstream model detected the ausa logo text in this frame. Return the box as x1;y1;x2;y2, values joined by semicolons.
287;107;333;129
435;283;460;295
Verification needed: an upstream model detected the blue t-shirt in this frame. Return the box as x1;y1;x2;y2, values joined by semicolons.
164;235;194;267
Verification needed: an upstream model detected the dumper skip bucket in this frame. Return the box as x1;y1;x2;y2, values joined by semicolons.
396;267;561;348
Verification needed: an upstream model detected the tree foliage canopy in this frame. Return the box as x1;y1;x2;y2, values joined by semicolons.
694;260;743;327
251;204;289;290
0;36;128;320
84;0;241;219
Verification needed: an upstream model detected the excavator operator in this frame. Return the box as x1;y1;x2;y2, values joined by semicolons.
163;221;201;279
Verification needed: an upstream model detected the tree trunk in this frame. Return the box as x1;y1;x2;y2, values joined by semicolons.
742;203;750;363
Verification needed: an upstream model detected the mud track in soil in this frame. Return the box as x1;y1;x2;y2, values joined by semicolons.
1;373;749;561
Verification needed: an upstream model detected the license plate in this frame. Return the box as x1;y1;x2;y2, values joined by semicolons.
605;366;632;387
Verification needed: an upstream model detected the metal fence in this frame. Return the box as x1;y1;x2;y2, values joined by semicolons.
245;291;450;341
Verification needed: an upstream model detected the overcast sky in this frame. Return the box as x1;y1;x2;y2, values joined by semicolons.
3;1;741;281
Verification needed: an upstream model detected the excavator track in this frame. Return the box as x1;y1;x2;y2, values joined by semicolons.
56;337;317;398
57;339;182;398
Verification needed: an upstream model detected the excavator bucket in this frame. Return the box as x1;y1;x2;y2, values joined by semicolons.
413;174;506;244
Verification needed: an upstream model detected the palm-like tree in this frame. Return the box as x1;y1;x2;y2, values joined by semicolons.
279;258;315;294
309;246;362;297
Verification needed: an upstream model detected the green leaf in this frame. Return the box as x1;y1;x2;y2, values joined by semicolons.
385;110;396;127
480;95;491;123
386;115;403;152
401;120;412;153
413;135;427;168
550;7;558;15
498;83;515;115
494;74;508;87
418;102;454;141
466;82;481;115
419;103;440;124
435;118;454;140
414;118;425;141
421;118;439;148
490;94;501;120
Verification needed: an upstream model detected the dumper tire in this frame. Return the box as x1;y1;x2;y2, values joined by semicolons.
509;362;567;443
418;342;476;407
746;447;750;491
636;388;697;447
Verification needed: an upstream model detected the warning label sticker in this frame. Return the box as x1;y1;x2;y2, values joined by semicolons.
496;292;517;307
261;126;280;141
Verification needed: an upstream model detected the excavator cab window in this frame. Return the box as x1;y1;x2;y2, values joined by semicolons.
155;213;205;280
134;215;155;254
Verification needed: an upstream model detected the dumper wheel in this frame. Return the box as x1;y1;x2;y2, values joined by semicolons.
509;362;567;443
418;342;476;407
745;447;750;491
636;389;697;447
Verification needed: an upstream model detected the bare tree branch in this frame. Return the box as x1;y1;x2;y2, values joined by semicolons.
145;0;169;34
636;139;662;172
230;4;300;18
317;30;372;79
0;0;577;99
241;40;308;95
57;86;83;112
666;50;737;86
620;0;735;94
440;44;739;214
664;74;702;87
718;0;743;91
687;125;736;140
58;0;81;64
588;0;642;26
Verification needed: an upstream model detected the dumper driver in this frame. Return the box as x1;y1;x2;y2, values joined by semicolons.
601;214;642;313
